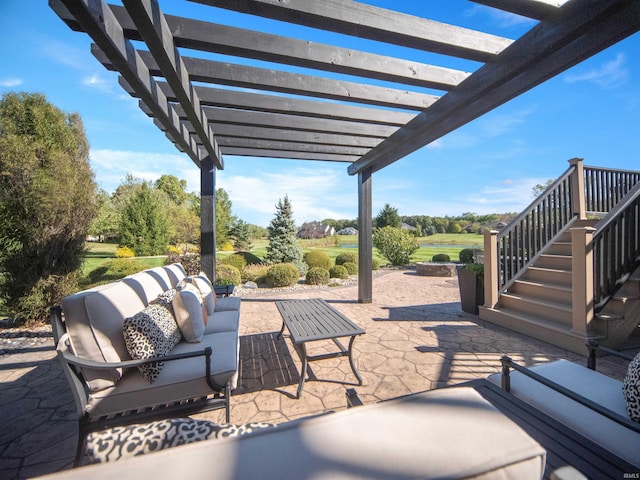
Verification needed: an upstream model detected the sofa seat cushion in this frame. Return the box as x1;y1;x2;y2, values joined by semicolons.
488;359;639;467
204;310;240;334
87;331;239;418
67;387;545;480
86;418;276;463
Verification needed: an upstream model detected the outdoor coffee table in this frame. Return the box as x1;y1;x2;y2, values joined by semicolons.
276;298;365;398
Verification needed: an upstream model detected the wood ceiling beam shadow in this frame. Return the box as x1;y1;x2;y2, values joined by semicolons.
121;0;223;169
471;0;567;21
349;0;640;176
220;147;359;163
192;0;513;63
107;5;469;91
49;0;205;167
137;51;439;111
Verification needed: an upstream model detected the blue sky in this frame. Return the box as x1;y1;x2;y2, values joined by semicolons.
1;1;638;227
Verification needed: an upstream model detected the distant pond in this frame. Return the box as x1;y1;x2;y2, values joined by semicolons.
339;244;480;249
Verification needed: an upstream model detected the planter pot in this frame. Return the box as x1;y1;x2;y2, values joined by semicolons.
214;284;235;297
458;268;484;314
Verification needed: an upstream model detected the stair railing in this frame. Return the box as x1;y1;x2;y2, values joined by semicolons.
490;163;577;294
584;166;640;215
591;181;640;310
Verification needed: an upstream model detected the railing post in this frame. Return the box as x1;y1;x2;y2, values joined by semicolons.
484;229;499;308
569;157;586;219
571;226;596;336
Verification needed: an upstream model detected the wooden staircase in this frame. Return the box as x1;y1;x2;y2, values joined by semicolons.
479;160;640;355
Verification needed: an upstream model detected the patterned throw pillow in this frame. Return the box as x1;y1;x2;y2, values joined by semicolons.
86;418;276;463
150;288;177;317
172;281;206;342
622;352;640;422
122;304;182;383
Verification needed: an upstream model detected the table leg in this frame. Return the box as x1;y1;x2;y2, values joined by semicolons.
276;321;286;340
348;336;363;386
296;342;308;399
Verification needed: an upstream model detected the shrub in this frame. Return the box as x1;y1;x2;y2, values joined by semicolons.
114;246;135;258
167;245;182;256
459;248;474;264
219;253;247;272
372;226;419;266
15;273;79;327
165;252;200;275
303;251;333;270
220;241;234;252
305;267;330;285
241;263;270;284
329;265;348;279
343;261;358;275
266;263;300;287
232;251;263;266
335;252;358;266
371;258;381;270
215;264;241;286
432;254;451;263
87;258;147;285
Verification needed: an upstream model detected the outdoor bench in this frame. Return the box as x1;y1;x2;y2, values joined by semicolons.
488;345;640;468
50;263;241;465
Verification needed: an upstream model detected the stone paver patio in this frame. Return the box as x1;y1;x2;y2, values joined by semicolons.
0;268;635;479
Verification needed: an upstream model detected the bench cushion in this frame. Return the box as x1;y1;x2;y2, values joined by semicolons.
488;359;639;467
54;387;546;480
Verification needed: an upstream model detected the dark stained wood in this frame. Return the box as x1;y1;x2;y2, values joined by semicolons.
358;168;373;303
200;157;216;282
471;0;563;21
195;0;513;62
219;147;358;163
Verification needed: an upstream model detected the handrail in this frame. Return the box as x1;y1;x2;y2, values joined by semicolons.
496;164;576;291
592;181;640;309
584;166;640;214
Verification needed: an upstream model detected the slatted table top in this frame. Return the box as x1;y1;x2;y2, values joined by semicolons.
275;298;365;344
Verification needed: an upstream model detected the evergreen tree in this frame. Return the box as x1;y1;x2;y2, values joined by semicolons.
215;188;235;249
375;203;401;228
230;219;253;251
119;183;169;256
0;92;97;323
265;195;306;274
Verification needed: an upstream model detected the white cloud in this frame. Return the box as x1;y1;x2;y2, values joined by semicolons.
0;77;22;87
41;39;89;71
464;5;535;29
565;53;629;89
82;73;113;93
480;105;537;137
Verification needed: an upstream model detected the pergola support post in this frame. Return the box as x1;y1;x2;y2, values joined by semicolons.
358;168;373;303
200;157;216;281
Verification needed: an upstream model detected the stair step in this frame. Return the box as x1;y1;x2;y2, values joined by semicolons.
510;280;572;304
533;254;572;270
522;266;572;287
479;306;593;355
499;293;572;325
545;241;572;256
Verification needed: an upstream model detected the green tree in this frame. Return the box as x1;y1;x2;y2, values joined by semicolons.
372;226;419;266
375;203;401;228
0;92;97;323
167;203;199;251
230;219;253;250
265;195;306;274
119;183;169;256
215;188;236;249
155;174;188;205
532;179;554;198
88;189;119;241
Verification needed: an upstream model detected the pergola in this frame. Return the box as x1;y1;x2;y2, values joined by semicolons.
50;0;640;303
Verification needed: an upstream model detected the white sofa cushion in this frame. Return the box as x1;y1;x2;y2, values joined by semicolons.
172;282;206;343
488;359;639;467
190;272;217;316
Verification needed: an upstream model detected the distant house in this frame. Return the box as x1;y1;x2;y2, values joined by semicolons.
337;227;358;235
400;222;417;232
297;221;336;239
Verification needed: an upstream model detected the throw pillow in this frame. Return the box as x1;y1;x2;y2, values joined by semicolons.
122;304;182;383
86;418;276;463
173;281;206;342
190;272;217;315
622;352;640;422
150;288;177;317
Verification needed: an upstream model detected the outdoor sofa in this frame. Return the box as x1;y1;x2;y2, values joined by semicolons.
488;346;640;468
50;263;241;465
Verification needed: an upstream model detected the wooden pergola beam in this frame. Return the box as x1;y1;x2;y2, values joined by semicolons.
121;0;223;169
348;0;640;176
219;148;359;163
194;0;513;63
471;0;567;20
107;5;470;91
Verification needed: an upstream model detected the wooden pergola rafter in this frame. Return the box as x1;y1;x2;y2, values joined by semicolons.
49;0;640;302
